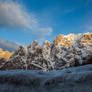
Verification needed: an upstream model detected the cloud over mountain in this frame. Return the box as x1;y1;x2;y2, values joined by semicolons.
0;39;20;51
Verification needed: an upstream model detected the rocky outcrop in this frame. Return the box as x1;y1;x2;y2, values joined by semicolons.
0;48;14;59
0;33;92;71
0;64;92;92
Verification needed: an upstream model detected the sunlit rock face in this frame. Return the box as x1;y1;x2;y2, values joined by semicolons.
0;33;92;70
54;32;92;47
0;48;14;59
54;34;77;47
81;32;92;46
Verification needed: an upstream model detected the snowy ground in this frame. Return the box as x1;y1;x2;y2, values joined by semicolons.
0;64;92;92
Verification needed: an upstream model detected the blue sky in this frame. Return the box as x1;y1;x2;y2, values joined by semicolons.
0;0;92;47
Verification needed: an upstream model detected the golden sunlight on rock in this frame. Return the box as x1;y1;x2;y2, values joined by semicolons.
0;48;3;53
44;40;51;47
54;33;92;47
54;34;64;46
81;33;92;46
54;34;76;47
0;48;14;59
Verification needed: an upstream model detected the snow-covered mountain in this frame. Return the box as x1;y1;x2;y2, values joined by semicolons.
0;32;92;71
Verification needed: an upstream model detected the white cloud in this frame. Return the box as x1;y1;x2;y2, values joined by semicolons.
31;27;52;44
87;26;92;31
0;0;53;41
39;28;52;36
0;0;37;29
83;24;92;33
0;39;20;51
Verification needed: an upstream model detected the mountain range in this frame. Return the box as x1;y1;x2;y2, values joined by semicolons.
0;32;92;71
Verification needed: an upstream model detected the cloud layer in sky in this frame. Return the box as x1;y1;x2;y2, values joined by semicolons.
0;0;37;29
0;39;20;51
0;0;52;41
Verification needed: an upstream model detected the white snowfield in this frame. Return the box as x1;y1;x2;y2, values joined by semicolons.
0;64;92;92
